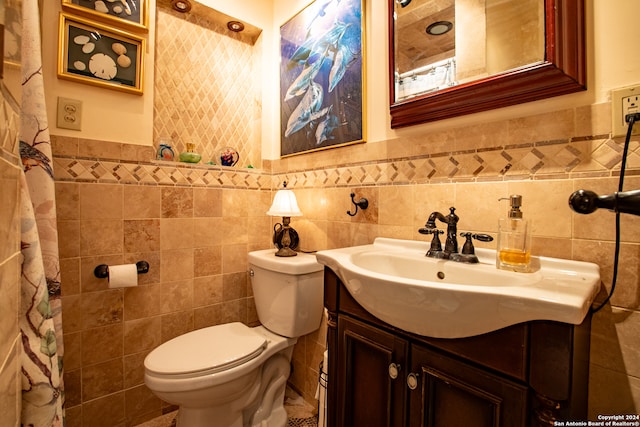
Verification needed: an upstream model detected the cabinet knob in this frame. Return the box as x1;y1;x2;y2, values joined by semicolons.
407;373;419;390
388;363;401;379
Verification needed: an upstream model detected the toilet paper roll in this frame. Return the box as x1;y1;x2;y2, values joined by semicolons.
108;264;138;288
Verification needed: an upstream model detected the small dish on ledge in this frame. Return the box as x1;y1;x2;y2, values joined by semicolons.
179;152;202;163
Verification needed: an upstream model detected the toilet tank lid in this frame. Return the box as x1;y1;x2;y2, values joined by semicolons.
144;323;266;376
248;249;323;275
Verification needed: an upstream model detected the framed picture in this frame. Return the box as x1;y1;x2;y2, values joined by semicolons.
280;0;366;157
2;0;23;72
61;0;148;32
57;13;145;95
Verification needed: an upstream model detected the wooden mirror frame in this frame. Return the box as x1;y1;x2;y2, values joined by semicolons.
389;0;586;128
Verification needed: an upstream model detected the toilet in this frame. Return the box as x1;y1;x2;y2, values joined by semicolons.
143;249;324;427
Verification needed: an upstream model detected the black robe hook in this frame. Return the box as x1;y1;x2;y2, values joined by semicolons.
347;192;369;216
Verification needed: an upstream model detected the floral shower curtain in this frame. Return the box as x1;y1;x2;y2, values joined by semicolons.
19;0;65;425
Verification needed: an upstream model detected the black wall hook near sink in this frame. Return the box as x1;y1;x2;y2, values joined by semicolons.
347;192;369;216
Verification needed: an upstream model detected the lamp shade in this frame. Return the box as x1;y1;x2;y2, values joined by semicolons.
267;189;302;217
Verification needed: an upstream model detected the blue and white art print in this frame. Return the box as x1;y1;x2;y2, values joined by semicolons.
280;0;365;157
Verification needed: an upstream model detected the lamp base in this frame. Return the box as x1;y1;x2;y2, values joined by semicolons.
273;219;298;257
275;246;298;257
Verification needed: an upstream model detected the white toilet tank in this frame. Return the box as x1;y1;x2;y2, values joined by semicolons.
248;249;324;338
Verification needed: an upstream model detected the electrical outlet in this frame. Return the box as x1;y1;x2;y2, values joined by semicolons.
57;97;82;131
612;85;640;137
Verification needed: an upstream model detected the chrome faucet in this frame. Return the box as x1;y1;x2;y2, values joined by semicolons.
424;207;459;256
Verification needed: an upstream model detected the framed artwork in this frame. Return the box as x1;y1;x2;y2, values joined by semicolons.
280;0;366;157
61;0;148;32
2;0;22;71
57;13;145;95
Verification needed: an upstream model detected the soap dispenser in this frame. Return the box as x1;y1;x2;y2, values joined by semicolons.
496;195;531;272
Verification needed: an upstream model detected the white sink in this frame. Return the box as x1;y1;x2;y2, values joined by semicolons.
315;238;601;338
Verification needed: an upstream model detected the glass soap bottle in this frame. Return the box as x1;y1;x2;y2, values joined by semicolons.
496;195;531;272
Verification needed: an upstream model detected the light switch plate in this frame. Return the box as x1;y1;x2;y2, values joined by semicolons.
611;85;640;137
57;97;82;131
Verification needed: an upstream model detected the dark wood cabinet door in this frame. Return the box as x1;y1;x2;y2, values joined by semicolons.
337;316;409;427
409;345;528;427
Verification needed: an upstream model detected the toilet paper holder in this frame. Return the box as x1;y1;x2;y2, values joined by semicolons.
94;261;150;279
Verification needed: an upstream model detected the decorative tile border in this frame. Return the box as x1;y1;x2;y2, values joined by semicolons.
51;134;639;191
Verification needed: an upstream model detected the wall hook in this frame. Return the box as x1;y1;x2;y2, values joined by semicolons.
347;192;369;216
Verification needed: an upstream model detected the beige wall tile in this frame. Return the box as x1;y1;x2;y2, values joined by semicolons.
161;187;193;218
160;218;194;250
161;310;194;342
123;284;162;321
80;219;123;256
160;248;194;282
507;180;573;238
193;275;223;307
222;189;249;218
194;246;222;277
125;385;162;424
160;279;194;314
508;108;575;143
80;391;126;427
124;186;161;219
222;244;248;274
81;324;123;366
223;272;247;301
82;358;124;401
80;184;122;219
61;295;82;334
60;257;81;296
221;217;249;245
193;188;222;217
589;363;640;419
124;219;161;253
193;217;223;247
379;185;413;226
64;368;82;409
55;182;80;220
576;103;611;137
57;220;81;258
63;332;82;371
193;304;223;330
124;317;161;355
80;290;123;329
124;351;148;389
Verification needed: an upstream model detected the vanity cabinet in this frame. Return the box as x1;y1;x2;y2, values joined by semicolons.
324;268;591;427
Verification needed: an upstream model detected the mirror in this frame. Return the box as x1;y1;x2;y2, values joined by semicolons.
388;0;585;128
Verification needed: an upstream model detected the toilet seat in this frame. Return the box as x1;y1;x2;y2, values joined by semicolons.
145;322;267;379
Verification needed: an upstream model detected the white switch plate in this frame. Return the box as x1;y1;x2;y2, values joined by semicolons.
57;97;82;131
611;85;640;137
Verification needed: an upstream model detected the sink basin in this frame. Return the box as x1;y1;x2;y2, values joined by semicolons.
315;238;601;338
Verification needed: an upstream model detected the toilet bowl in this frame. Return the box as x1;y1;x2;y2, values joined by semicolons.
144;249;324;427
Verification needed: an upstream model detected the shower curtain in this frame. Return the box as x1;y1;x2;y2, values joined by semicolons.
19;0;65;425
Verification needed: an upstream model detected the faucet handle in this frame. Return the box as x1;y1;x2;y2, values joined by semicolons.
459;232;494;255
419;228;445;258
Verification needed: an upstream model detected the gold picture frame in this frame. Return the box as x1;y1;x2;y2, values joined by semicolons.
61;0;148;33
57;13;145;95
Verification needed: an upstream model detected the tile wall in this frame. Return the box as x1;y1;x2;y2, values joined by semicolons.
53;137;278;426
273;103;640;416
52;100;640;425
153;5;262;168
0;84;24;426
